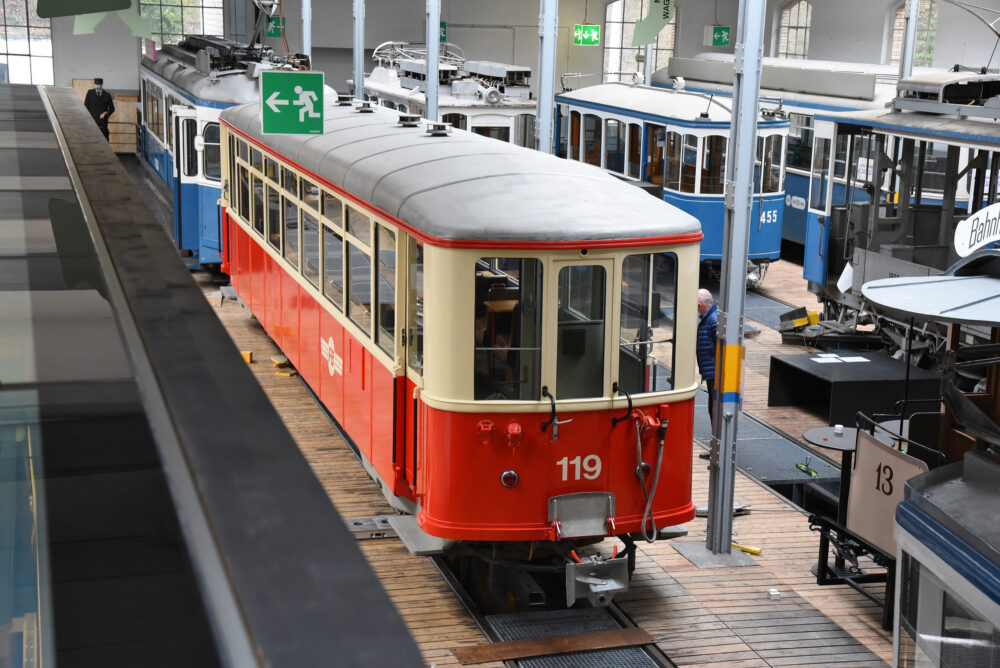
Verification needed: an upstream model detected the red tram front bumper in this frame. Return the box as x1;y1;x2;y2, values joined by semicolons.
417;399;696;542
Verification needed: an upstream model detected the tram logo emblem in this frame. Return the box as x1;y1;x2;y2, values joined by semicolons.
321;337;343;377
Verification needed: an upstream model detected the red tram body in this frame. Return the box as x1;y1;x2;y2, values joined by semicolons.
219;99;703;603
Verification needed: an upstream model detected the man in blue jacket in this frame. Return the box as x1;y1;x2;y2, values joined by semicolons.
697;289;718;423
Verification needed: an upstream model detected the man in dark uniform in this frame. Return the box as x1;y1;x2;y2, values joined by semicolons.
83;77;115;141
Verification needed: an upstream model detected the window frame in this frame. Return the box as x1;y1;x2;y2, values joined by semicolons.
775;0;812;60
603;0;678;83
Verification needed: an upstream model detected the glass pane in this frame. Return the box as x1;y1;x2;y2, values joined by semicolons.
7;27;27;55
680;135;698;193
238;166;250;222
183;118;197;176
282;195;298;265
701;135;726;194
810;137;831;210
408;242;424;373
301;178;319;210
264;156;277;181
628;123;641;179
648;125;666;188
375;226;396;354
202;123;220;181
250;148;262;171
322;190;340;221
29;55;50;85
347;205;368;243
764;135;783;193
787;113;814;171
251;174;263;234
5;0;26;26
583;114;601;167
474;258;542;400
569;111;580;161
619;253;677;393
281;166;297;194
27;27;49;57
605;119;624;173
557;265;606;399
237;139;248;162
348;243;372;334
323;226;344;309
302;212;320;287
266;185;280;250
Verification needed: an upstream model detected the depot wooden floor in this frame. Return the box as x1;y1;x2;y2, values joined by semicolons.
198;261;891;668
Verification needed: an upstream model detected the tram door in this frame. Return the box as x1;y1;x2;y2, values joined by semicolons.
172;106;199;258
804;120;835;285
401;237;424;492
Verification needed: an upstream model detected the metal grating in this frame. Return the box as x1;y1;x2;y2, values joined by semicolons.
485;608;656;668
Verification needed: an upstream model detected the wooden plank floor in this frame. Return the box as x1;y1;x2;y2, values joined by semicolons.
196;268;891;667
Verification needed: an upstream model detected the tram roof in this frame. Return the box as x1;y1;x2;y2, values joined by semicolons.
142;53;260;108
555;82;787;128
814;107;1000;148
220;100;702;245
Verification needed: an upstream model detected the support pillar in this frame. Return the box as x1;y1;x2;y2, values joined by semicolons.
535;0;558;153
425;0;441;122
705;0;766;557
899;0;919;80
302;0;311;61
353;0;365;99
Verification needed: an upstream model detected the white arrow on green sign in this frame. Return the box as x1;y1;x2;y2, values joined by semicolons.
260;70;325;135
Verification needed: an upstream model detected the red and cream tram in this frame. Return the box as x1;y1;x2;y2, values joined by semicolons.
219;99;702;605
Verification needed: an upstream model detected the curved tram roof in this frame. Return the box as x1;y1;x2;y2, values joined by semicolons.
221;100;702;246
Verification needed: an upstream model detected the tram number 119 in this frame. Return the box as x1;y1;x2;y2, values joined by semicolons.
557;455;601;481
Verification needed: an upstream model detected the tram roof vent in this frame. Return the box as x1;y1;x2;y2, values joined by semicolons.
894;72;1000;121
398;113;421;127
355;100;375;113
337;94;354;106
425;122;452;136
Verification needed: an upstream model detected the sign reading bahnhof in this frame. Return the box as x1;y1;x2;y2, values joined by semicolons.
260;70;325;135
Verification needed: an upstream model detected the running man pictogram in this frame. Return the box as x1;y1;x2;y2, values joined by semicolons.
294;85;320;123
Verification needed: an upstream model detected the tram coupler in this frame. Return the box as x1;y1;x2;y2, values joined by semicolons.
565;555;629;607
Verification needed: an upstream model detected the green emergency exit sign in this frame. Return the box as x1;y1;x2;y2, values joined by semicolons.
440;21;446;42
712;25;731;47
266;16;285;38
574;24;600;46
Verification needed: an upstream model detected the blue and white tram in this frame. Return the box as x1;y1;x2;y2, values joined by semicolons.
140;36;312;267
655;55;904;246
554;82;788;267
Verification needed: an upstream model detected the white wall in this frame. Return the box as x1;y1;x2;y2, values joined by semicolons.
52;11;140;92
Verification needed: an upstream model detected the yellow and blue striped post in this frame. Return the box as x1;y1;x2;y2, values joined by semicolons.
705;0;766;556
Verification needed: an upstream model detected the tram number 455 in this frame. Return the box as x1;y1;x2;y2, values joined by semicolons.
874;462;894;496
557;455;602;481
759;209;779;225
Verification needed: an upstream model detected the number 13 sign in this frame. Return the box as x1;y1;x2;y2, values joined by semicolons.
846;431;928;556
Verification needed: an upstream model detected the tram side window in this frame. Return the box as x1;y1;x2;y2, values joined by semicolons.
347;205;369;243
442;113;467;131
252;174;264;235
701;136;726;194
515;114;535;149
238;165;250;223
282;167;298;196
408;241;424;373
375;226;396;354
347;242;373;335
756;135;783;193
662;130;678;190
474;258;542;401
628;123;641;179
143;81;163;142
619;253;677;394
556;106;568;158
227;133;236;192
810;137;831;210
264;157;278;182
569;111;581;161
605;119;625;173
302;212;320;288
322;190;341;221
323;226;344;310
251;149;263;172
301;179;320;211
556;265;606;399
680;135;698;193
237;139;248;163
266;185;281;251
583;114;602;167
183;119;198;177
282;194;298;266
472;126;511;142
786;113;813;171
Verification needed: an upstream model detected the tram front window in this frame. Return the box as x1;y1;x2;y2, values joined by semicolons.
474;258;542;400
619;253;677;394
556;265;606;399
